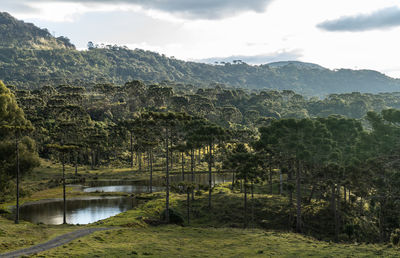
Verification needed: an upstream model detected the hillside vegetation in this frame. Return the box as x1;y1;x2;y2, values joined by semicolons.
1;12;400;95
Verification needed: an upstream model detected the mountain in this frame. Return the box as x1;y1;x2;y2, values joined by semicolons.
0;12;75;50
267;61;326;70
1;12;400;96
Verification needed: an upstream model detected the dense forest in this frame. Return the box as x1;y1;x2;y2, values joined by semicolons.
1;12;400;96
3;78;400;244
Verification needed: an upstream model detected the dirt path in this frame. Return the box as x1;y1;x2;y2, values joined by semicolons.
0;228;112;258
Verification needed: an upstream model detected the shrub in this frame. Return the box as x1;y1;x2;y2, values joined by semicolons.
390;229;400;246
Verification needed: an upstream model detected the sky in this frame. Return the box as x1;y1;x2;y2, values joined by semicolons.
3;0;400;77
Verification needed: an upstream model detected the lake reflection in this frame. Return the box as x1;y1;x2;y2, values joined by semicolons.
83;185;164;193
17;197;136;225
85;173;233;193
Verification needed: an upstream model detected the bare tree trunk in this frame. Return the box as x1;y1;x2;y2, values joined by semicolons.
15;134;20;224
149;150;153;193
74;151;78;176
232;171;235;190
244;177;248;228
130;131;133;168
198;148;201;164
62;152;67;224
181;152;185;181
343;186;346;202
308;184;315;203
138;152;142;173
191;148;195;201
170;150;173;170
279;169;283;195
251;181;254;227
296;161;302;233
332;185;338;242
288;163;293;206
187;188;190;224
379;200;385;242
165;128;170;223
91;150;95;170
208;141;213;209
269;156;273;194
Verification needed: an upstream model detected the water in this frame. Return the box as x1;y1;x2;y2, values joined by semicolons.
16;196;137;225
84;172;233;193
16;173;233;225
83;185;164;193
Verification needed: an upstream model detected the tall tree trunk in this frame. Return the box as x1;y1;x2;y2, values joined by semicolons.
165;128;170;223
332;185;338;242
130;131;133;168
62;152;67;224
181;152;185;181
15;134;20;224
149;150;153;193
197;148;201;164
337;184;341;239
244;177;248;228
269;156;273;194
343;186;346;202
296;160;302;233
170;150;173;170
251;181;254;227
308;184;315;203
91;150;95;170
279;169;283;195
288;162;293;205
138;152;142;173
379;200;385;242
187;188;190;224
231;171;235;190
74;151;78;176
191;148;195;201
208;141;212;209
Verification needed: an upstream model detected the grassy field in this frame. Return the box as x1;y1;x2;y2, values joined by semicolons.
0;161;398;257
0;216;77;253
30;226;398;257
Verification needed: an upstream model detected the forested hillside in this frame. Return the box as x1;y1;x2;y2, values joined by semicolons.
1;12;400;96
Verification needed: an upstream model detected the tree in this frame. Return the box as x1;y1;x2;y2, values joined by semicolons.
225;143;261;227
146;111;191;223
258;118;332;233
0;80;38;223
195;122;228;208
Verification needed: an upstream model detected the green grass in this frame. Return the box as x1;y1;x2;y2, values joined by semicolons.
0;162;393;257
31;226;398;257
0;187;396;257
0;216;77;253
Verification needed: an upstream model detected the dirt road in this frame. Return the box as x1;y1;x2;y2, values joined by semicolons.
0;228;112;258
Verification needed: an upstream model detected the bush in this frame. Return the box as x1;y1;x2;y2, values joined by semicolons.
160;208;184;225
390;229;400;246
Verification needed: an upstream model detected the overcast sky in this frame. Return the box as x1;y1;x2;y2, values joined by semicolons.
4;0;400;77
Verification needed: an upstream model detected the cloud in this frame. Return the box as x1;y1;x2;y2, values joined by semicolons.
1;0;275;19
317;6;400;32
194;49;303;65
27;10;185;48
1;2;39;14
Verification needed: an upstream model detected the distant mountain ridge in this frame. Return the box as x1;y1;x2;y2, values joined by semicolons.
1;11;400;96
267;61;326;70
